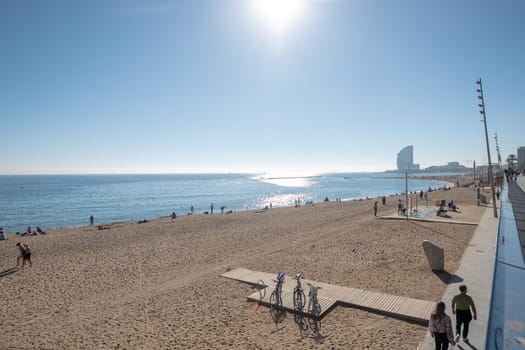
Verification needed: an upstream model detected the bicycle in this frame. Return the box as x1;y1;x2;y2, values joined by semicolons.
307;282;323;336
293;273;309;335
269;272;286;324
293;273;306;311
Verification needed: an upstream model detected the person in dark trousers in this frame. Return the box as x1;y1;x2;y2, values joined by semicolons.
452;285;477;343
373;201;378;217
22;243;32;267
429;301;455;349
210;203;214;215
90;215;94;226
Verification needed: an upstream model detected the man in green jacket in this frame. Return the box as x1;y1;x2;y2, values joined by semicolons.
452;285;477;343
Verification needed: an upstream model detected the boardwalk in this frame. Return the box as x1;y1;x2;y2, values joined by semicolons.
247;288;338;318
221;268;434;325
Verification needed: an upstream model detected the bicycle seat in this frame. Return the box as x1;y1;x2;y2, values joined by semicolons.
295;273;303;279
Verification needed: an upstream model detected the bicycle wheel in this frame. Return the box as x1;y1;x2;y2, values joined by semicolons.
311;302;321;317
269;290;281;308
293;290;306;311
269;290;285;324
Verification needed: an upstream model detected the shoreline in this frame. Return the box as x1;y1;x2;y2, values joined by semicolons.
2;179;454;235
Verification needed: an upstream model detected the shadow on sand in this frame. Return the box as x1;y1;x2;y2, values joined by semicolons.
433;270;464;284
0;267;19;278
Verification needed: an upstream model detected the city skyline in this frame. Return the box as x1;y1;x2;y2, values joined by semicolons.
1;0;524;175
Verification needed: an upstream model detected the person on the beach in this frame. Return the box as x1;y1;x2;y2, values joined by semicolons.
220;206;225;214
16;243;25;267
452;285;477;343
170;212;177;219
397;199;403;215
90;215;94;226
429;301;455;349
373;201;378;217
0;227;5;241
190;205;194;214
210;203;214;214
381;196;386;205
22;243;32;267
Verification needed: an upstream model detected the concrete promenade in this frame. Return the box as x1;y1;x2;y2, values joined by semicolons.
419;205;499;350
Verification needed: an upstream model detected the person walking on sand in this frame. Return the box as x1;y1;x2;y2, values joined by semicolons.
452;285;477;343
22;243;32;267
90;215;94;226
210;203;214;215
373;201;378;217
429;301;455;349
397;199;403;215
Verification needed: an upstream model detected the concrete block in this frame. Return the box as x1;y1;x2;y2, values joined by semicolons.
422;240;444;271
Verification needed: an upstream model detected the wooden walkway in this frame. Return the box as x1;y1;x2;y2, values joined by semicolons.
247;288;338;318
221;268;434;325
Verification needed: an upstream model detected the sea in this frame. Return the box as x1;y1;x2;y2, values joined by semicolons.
0;173;449;232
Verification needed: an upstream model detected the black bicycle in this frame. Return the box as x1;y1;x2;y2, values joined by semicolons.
293;273;309;334
269;272;286;324
293;273;306;311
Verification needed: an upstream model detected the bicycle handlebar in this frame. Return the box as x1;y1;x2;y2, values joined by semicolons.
306;282;322;289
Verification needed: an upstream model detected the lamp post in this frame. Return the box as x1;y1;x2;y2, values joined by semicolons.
494;133;502;185
476;78;498;218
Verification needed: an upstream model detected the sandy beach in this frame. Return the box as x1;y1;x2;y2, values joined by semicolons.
0;187;486;349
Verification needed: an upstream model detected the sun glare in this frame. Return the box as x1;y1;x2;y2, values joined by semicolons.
251;0;305;36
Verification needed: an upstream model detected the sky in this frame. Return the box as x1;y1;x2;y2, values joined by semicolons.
0;0;524;174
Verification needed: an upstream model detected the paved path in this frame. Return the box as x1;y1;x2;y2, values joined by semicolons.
221;268;434;325
517;176;525;193
419;206;499;350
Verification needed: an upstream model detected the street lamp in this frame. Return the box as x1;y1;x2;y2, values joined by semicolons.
494;133;502;184
476;78;498;218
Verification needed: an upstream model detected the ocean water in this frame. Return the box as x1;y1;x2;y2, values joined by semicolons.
0;173;447;232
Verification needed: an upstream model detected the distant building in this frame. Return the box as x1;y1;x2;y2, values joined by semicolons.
425;162;469;173
397;145;419;171
518;147;525;170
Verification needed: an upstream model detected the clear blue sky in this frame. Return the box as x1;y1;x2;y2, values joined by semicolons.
1;0;523;174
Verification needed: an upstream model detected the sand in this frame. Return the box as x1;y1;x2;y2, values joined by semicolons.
0;187;485;349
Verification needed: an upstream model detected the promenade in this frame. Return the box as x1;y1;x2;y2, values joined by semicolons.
419;204;499;349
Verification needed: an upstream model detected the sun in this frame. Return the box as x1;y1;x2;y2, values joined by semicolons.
250;0;306;36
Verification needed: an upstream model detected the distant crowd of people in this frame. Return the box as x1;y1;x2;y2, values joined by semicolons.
14;226;46;237
505;167;523;183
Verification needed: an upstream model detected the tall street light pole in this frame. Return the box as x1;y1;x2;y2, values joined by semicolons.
476;78;498;218
494;133;502;184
